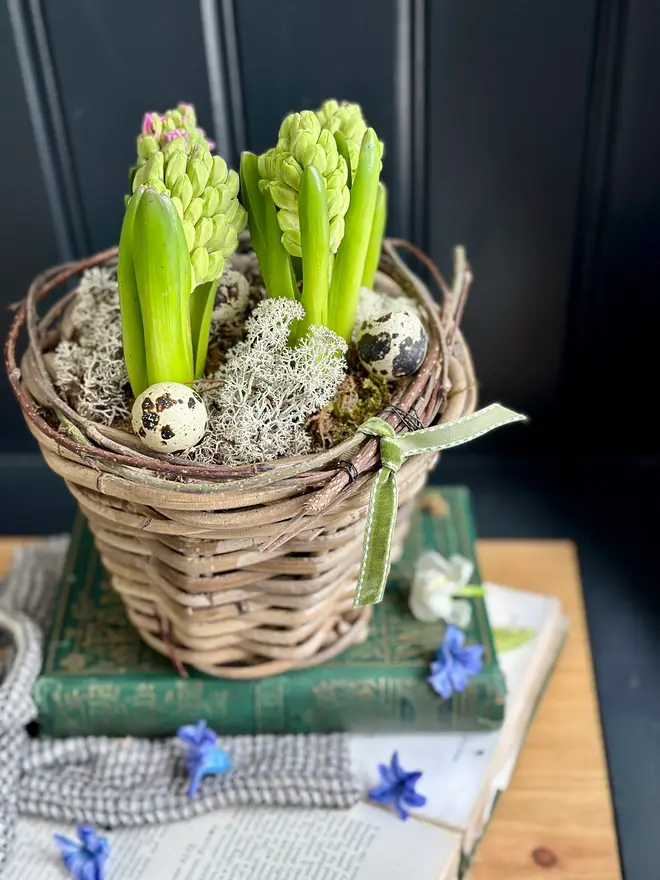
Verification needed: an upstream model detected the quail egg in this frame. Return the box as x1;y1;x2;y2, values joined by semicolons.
211;269;250;327
356;311;428;379
132;382;208;453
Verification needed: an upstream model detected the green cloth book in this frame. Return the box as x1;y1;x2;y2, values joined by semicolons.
35;486;506;737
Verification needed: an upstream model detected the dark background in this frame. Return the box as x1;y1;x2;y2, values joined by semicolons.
1;1;658;876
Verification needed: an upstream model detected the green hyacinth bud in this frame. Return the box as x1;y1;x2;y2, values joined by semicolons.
194;216;214;249
316;99;384;176
258;148;277;184
171;174;193;212
278;155;303;190
209;155;228;187
202;186;219;217
187;146;212;197
128;104;246;287
165;149;187;190
258;110;349;256
191;246;209;282
184;197;204;228
269;180;298;213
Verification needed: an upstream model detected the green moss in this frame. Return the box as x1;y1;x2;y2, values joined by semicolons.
307;347;392;449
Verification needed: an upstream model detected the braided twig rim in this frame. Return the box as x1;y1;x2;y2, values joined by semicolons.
5;239;471;509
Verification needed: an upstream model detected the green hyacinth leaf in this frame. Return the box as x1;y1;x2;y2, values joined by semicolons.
190;279;219;379
334;131;353;189
493;627;538;654
132;188;194;387
328;128;381;342
362;182;388;290
264;189;297;297
117;189;148;397
298;164;330;333
240;151;270;289
453;585;486;599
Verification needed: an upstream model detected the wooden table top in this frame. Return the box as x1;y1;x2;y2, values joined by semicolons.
0;537;621;879
471;540;621;880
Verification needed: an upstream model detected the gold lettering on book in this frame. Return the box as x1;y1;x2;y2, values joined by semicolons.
126;683;158;711
87;683;125;712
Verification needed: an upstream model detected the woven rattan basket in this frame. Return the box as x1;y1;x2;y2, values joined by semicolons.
6;239;477;678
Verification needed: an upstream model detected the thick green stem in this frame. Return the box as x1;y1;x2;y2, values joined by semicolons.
117;189;148;396
297;165;330;338
361;182;387;290
328;129;381;342
264;190;297;300
133;188;194;387
190;277;219;378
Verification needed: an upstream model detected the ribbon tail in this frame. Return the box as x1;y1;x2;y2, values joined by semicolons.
353;403;526;607
396;403;527;458
353;468;398;607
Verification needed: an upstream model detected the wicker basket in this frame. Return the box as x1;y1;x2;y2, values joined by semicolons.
6;239;477;678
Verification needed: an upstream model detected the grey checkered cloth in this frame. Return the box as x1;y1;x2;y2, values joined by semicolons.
0;540;359;874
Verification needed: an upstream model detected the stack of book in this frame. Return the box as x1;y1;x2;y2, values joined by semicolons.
36;487;505;738
19;486;566;879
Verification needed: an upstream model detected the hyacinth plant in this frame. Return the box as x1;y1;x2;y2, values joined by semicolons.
240;100;387;343
117;99;385;401
118;103;246;396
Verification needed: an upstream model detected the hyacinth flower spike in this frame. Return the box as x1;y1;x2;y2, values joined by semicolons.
118;103;246;396
241;100;386;344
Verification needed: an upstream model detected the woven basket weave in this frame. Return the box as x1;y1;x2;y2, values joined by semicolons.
6;239;476;678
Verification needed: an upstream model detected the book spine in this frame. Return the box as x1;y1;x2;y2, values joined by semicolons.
35;669;505;738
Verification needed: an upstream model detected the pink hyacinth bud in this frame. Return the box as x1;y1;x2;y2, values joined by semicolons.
162;128;189;143
142;112;160;136
198;129;216;151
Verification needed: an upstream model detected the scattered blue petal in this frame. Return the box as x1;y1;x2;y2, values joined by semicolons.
54;825;109;880
368;751;427;820
176;719;216;748
427;624;484;698
177;719;231;796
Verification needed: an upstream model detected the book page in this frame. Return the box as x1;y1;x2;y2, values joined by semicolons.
350;582;561;831
7;804;459;880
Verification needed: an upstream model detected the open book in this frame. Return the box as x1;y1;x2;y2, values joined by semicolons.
7;582;566;880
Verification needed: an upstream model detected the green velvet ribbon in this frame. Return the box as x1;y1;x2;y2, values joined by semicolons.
353;403;527;606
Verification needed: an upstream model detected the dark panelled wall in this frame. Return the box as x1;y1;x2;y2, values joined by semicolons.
1;0;657;458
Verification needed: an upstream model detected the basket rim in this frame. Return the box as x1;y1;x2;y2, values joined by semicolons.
5;238;472;491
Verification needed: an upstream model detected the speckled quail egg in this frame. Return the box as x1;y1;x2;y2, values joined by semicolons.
356;311;428;380
211;269;250;327
131;382;208;453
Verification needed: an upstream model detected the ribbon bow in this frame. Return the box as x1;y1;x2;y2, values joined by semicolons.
353;403;526;606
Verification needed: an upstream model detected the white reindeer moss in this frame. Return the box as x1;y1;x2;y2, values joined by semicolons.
52;267;347;465
186;298;348;465
52;267;131;426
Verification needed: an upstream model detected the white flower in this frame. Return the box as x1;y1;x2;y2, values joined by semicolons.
408;550;475;627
